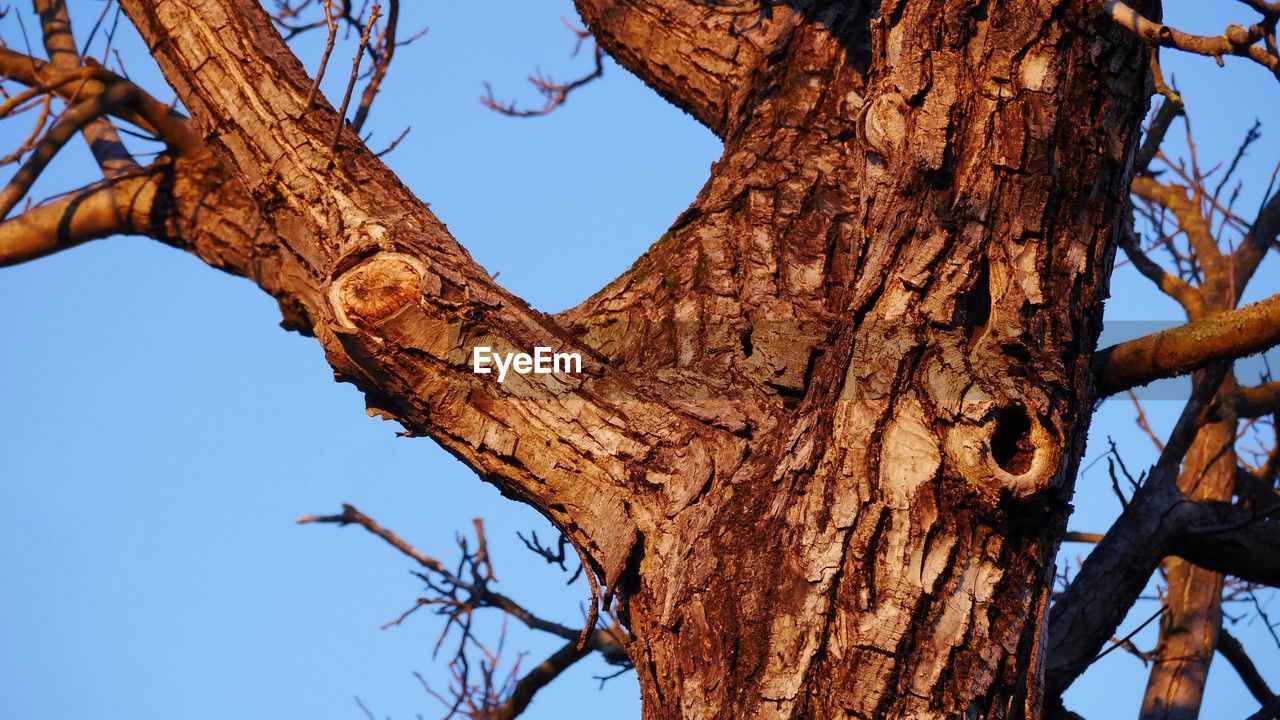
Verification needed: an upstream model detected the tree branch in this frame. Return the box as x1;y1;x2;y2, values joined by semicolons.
1104;0;1280;79
573;0;801;137
349;0;397;133
34;0;138;177
1047;366;1228;697
0;167;160;266
1247;695;1280;720
1175;504;1280;588
1239;382;1280;418
298;504;629;660
1094;292;1280;397
487;639;592;720
1130;175;1224;275
482;35;604;118
0;86;121;220
1118;218;1204;317
1051;510;1280;588
1134;97;1183;174
0;48;201;154
116;0;739;584
1219;625;1278;707
1233;186;1280;294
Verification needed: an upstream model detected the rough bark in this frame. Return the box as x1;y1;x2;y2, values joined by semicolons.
116;0;746;594
21;0;1160;717
562;1;1152;717
572;0;804;137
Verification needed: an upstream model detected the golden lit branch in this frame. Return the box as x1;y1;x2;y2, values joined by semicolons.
0;48;200;154
34;0;138;177
1094;293;1280;397
0;169;161;266
1130;175;1225;277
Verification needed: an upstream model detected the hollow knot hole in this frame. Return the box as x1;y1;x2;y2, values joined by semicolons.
990;405;1035;476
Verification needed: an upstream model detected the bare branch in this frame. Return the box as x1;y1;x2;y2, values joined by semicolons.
1236;1;1280;18
1104;0;1280;79
1219;625;1278;706
299;503;452;575
1130;175;1225;276
1094;292;1280;397
33;0;137;177
0;86;120;221
302;0;337;109
1135;97;1183;174
1047;366;1229;697
0;48;201;154
1240;382;1280;419
1094;604;1166;666
298;505;629;661
1247;696;1280;720
331;2;381;148
1174;515;1280;588
0;167;160;266
1059;498;1280;587
350;0;398;133
1118;224;1204;318
487;639;591;720
482;24;603;118
1234;184;1280;293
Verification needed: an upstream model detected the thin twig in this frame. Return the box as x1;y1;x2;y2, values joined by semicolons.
1093;604;1168;665
303;0;337;110
332;2;381;149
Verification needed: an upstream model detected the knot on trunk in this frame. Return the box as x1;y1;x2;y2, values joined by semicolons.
945;398;1061;504
328;252;426;329
863;91;908;159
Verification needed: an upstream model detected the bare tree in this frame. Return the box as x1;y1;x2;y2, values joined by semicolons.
3;1;1280;718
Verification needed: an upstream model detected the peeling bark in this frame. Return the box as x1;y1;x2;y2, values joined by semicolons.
14;0;1165;716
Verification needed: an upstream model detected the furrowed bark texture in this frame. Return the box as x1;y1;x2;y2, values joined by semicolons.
564;1;1150;717
116;0;740;592
89;0;1149;717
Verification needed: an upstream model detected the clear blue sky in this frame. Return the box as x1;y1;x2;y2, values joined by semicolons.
1;2;1277;718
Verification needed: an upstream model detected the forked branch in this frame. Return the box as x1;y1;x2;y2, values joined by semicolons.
482;23;604;118
299;505;630;717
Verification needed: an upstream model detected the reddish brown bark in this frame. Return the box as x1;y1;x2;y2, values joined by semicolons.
94;1;1155;717
23;0;1280;718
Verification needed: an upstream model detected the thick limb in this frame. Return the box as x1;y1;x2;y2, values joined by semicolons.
114;0;745;587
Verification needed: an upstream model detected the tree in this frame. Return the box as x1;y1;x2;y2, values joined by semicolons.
2;1;1279;718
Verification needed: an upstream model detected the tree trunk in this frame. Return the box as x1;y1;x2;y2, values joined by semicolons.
111;1;1154;717
575;2;1153;717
